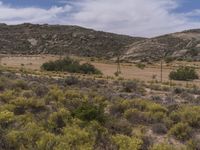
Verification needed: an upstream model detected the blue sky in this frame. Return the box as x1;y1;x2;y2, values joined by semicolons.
0;0;200;37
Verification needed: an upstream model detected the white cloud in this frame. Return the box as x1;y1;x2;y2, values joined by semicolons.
0;0;200;37
0;2;72;24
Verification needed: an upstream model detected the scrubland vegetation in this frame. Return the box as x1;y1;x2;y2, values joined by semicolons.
169;66;199;81
41;57;102;75
0;67;199;150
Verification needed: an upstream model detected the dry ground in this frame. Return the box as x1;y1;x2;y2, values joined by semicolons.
1;54;200;86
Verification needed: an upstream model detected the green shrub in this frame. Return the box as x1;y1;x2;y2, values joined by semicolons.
150;143;177;150
57;125;95;150
80;63;102;74
112;134;143;150
0;90;16;103
0;110;14;127
41;57;102;75
169;66;199;81
187;139;200;150
45;87;65;104
105;118;132;135
48;108;71;133
72;103;106;123
173;106;200;128
136;63;146;69
124;109;149;124
169;122;192;141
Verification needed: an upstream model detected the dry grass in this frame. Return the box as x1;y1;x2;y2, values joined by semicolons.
1;55;200;86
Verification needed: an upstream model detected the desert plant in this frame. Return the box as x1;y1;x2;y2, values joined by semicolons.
41;57;102;75
169;122;192;141
136;63;146;69
169;66;199;81
72;103;106;123
150;142;177;150
152;123;168;134
112;134;143;150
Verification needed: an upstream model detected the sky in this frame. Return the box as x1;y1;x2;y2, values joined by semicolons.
0;0;200;37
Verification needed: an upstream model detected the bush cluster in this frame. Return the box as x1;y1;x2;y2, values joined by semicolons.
41;57;102;75
169;66;199;81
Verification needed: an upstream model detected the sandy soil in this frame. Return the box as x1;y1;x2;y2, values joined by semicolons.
1;55;200;86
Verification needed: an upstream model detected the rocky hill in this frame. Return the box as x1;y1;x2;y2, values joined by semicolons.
122;29;200;62
0;23;143;58
1;23;200;62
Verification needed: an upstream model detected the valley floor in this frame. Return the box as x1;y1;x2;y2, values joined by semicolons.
1;54;200;86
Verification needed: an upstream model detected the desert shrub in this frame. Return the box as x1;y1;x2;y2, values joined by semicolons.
169;111;181;124
169;106;200;128
0;90;16;103
64;76;79;86
187;139;200;150
105;118;132;135
22;90;34;98
6;122;45;149
80;63;102;74
41;57;102;75
124;109;149;124
136;63;146;69
57;125;95;150
122;80;138;92
13;80;28;90
109;100;130;117
0;110;14;127
112;134;143;150
45;87;65;104
169;66;199;81
179;106;200;128
48;108;71;133
72;103;106;123
36;132;58;150
11;98;45;114
169;122;192;141
150;111;167;123
150;143;177;150
152;123;168;134
33;84;49;97
173;87;185;94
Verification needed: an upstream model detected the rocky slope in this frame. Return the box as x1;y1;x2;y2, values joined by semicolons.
0;23;143;58
123;29;200;62
0;23;200;62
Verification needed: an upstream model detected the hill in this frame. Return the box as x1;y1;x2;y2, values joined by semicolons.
0;23;144;58
123;29;200;62
1;23;200;62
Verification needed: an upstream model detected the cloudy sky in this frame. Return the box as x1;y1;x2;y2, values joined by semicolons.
0;0;200;37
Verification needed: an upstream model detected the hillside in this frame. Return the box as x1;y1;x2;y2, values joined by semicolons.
1;23;200;62
123;29;200;62
0;23;143;58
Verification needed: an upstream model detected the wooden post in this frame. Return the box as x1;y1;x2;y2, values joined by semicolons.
117;56;121;75
161;60;163;83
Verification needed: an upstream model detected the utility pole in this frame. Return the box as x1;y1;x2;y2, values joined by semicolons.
115;53;122;77
160;59;163;83
117;56;121;75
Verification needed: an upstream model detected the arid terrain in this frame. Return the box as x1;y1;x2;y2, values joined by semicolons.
1;55;200;86
1;24;200;150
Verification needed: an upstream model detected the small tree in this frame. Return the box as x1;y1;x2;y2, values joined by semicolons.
169;66;199;81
